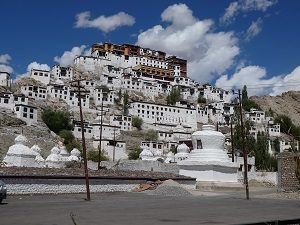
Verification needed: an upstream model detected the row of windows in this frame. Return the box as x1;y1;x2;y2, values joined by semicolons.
22;113;34;119
135;104;194;114
33;72;49;77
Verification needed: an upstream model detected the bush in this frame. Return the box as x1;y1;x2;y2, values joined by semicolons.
132;116;143;130
87;150;109;162
166;87;181;105
42;108;73;134
128;147;142;160
58;129;81;152
144;129;158;141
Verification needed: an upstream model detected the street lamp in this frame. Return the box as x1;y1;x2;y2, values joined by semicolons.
232;89;250;200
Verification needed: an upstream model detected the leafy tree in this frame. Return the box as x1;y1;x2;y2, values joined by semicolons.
58;129;81;152
242;85;248;101
166;87;181;105
123;91;129;115
197;95;206;104
273;138;280;153
241;85;261;112
265;108;274;117
42;108;73;134
128;147;142;160
132;116;143;130
87;150;108;162
97;85;110;93
144;129;158;141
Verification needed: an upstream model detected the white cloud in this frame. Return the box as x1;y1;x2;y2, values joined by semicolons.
136;3;239;83
215;65;300;96
15;62;50;80
221;0;277;24
271;66;300;96
54;45;88;67
0;64;13;73
75;11;135;33
245;18;263;41
0;54;12;64
27;62;50;71
0;54;13;73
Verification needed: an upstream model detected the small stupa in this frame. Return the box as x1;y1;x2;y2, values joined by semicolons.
58;141;69;161
45;146;64;168
140;149;155;160
67;148;81;162
31;145;45;168
178;125;242;190
175;143;190;162
3;135;37;167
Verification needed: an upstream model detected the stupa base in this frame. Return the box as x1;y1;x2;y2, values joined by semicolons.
196;181;243;191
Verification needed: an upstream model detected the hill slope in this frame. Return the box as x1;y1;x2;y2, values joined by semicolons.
251;91;300;126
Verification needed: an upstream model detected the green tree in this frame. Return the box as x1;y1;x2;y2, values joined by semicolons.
197;95;206;104
132;116;143;130
42;108;73;134
166;87;181;105
123;91;129;115
242;85;248;101
241;85;261;112
144;129;158;141
58;129;81;152
87;150;108;162
128;147;142;160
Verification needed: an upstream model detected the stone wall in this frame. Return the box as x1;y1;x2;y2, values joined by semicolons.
277;152;300;191
101;160;179;174
238;171;278;185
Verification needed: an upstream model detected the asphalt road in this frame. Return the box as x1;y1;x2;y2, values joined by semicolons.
0;191;300;225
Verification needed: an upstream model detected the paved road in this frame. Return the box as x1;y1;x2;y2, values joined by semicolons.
0;191;300;225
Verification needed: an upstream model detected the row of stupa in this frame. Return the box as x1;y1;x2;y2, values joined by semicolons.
140;125;243;189
2;135;81;168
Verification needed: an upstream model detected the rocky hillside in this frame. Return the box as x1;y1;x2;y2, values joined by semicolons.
251;91;300;126
0;109;60;161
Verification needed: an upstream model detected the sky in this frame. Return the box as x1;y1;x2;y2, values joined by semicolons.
1;0;300;96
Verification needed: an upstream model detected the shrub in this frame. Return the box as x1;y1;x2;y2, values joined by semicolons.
42;108;72;134
87;150;109;162
132;116;143;130
128;147;142;160
144;129;158;141
58;129;81;152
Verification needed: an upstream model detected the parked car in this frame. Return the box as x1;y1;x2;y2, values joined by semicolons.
0;180;7;203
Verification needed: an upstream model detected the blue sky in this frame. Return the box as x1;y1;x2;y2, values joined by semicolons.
1;0;300;95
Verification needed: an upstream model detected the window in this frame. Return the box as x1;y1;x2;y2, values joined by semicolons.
23;113;27;118
29;114;33;119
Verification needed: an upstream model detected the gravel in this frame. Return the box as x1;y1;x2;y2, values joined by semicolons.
146;179;193;197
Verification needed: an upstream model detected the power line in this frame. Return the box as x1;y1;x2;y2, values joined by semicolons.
217;81;300;91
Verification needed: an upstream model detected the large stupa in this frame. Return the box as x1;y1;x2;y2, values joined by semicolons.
178;125;242;190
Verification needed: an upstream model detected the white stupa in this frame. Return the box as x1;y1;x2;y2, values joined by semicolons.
45;147;64;168
58;141;69;161
175;143;190;162
139;149;155;161
67;148;81;162
164;151;175;163
178;125;242;190
31;145;45;168
3;135;37;167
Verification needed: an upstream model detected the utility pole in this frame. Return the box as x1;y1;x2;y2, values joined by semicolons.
238;89;249;200
113;127;116;162
230;116;234;162
71;79;91;201
97;100;104;170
